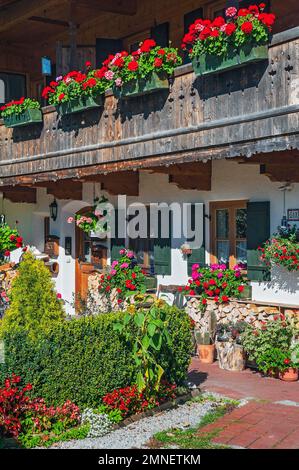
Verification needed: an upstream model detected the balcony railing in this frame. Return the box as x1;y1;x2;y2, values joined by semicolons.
0;27;298;184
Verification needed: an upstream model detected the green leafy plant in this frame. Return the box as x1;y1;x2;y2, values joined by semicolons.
241;315;294;362
216;321;247;344
0;252;65;339
41;61;110;105
0;306;191;408
0;97;40;118
256;347;299;375
181;4;275;59
114;304;173;394
102;39;182;89
0;222;23;263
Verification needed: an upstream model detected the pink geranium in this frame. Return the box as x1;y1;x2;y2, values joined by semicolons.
67;217;74;224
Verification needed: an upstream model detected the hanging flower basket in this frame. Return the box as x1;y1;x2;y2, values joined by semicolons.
56;95;103;116
1;98;42;128
114;71;169;99
182;4;275;77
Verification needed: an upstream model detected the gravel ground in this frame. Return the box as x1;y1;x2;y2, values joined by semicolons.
51;399;217;449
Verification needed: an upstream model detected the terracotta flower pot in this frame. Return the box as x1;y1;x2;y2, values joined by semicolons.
278;368;298;382
198;344;215;364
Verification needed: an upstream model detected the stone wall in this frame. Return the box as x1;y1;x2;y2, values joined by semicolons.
87;273;133;314
186;297;299;332
0;263;18;293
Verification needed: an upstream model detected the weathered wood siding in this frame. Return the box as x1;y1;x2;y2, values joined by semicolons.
0;29;298;183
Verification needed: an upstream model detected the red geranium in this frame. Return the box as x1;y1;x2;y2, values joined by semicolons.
241;21;253;34
154;57;163;67
127;60;139;71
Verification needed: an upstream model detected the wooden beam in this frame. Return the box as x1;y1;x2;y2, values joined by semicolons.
260;164;299;182
84;171;139;196
150;162;210;176
35;181;82;200
1;187;36;204
29;16;73;28
235;150;299;166
0;0;63;33
76;0;137;16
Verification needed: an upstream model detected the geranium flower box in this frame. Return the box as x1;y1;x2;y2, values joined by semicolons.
56;95;103;116
114;71;169;99
3;108;42;128
183;4;274;77
193;44;268;76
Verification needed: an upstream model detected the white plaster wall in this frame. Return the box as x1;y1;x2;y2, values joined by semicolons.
3;159;299;311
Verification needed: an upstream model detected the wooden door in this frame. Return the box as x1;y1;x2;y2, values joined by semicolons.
75;208;107;308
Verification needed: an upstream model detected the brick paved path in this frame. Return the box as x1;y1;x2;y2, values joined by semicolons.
189;358;299;449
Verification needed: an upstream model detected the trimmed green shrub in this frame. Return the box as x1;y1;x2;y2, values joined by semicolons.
0;252;65;339
0;306;192;408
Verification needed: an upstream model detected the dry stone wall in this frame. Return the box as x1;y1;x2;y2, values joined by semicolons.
186;297;299;331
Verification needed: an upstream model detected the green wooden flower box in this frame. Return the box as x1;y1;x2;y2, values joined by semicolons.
114;72;169;99
57;95;103;116
3;108;42;128
192;44;268;76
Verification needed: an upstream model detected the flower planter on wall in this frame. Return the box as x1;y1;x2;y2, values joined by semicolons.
192;44;268;76
3;108;43;128
57;95;103;116
114;72;169;99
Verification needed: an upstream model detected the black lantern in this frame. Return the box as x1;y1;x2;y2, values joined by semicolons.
49;199;58;221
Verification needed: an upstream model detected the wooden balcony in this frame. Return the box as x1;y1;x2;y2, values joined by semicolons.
0;27;298;187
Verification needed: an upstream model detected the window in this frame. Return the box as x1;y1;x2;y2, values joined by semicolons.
0;72;26;105
128;207;154;274
210;201;247;269
206;0;226;19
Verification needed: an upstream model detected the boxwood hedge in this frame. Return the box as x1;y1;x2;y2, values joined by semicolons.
0;306;192;407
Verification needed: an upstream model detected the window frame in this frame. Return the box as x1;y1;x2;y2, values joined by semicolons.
210;200;248;269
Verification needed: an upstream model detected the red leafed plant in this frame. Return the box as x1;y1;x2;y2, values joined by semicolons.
0;374;80;438
181;3;275;59
102;382;177;419
0;374;33;437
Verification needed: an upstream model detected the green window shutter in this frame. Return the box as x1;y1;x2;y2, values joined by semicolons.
247;201;271;281
110;209;126;262
187;203;206;276
154;212;171;276
151;22;169;47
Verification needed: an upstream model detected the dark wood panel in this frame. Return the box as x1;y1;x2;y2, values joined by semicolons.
0;33;298;184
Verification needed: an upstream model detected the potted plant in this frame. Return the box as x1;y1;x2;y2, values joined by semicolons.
242;315;295;375
0;97;42;128
195;311;217;364
0;222;23;267
181;4;275;76
256;346;298;381
180;263;247;310
180;243;193;256
216;321;247;371
259;225;299;272
42;62;110;116
102;39;182;99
